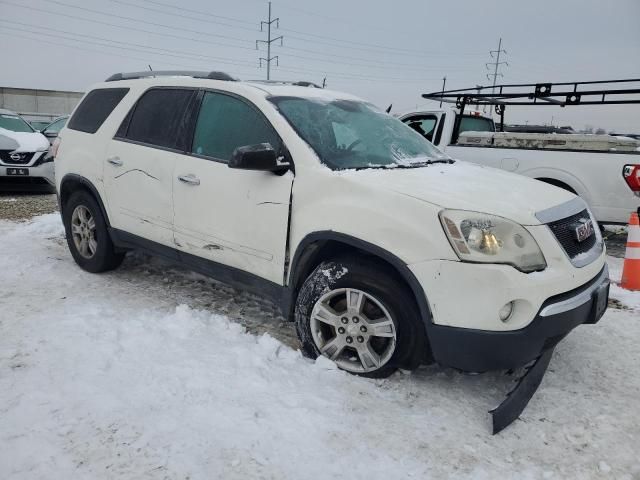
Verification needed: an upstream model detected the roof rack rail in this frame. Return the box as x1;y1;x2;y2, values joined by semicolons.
105;71;238;82
247;79;322;88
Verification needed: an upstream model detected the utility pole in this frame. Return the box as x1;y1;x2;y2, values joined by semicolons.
322;77;327;88
439;76;446;107
256;1;283;80
486;38;508;92
484;38;508;112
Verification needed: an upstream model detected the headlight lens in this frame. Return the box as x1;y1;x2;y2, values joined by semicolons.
439;210;547;273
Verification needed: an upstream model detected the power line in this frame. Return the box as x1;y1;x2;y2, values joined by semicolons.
30;0;253;46
256;1;282;80
3;0;475;75
0;21;438;85
0;22;259;69
0;31;230;74
124;0;257;26
109;0;484;58
109;0;258;32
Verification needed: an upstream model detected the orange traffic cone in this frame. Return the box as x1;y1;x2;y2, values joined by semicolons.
620;210;640;291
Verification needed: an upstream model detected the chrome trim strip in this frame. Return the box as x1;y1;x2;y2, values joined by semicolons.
535;196;586;224
539;264;609;317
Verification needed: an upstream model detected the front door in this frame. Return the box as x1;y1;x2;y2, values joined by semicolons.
173;91;293;284
103;87;195;247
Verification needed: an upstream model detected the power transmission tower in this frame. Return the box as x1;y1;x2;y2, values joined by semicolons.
483;38;508;112
256;1;283;80
486;38;508;91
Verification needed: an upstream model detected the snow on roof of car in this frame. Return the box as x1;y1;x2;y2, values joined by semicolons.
243;81;363;101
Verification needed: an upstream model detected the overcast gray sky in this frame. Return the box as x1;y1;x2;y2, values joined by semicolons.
1;0;639;131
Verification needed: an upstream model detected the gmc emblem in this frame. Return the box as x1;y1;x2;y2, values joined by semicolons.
572;218;595;243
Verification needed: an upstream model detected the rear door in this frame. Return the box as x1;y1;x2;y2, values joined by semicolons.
104;87;195;248
172;90;293;284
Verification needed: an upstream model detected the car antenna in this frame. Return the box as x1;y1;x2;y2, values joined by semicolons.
386;104;392;114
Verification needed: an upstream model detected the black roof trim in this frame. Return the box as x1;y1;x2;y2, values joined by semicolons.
105;71;238;82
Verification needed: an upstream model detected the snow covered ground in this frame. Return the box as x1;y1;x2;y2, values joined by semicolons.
1;214;639;480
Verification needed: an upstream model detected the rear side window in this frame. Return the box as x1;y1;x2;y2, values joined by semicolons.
67;88;129;134
122;88;194;150
458;115;495;135
191;91;280;162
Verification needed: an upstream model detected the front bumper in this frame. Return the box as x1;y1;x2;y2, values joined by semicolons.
426;265;610;372
0;158;55;192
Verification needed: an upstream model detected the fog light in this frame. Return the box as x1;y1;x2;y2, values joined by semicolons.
499;302;514;322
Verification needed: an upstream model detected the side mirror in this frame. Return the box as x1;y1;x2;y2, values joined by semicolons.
229;143;287;172
42;130;58;139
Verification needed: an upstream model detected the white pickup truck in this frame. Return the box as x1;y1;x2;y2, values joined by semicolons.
403;80;640;225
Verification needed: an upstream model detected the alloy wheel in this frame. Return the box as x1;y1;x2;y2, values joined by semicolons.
71;205;98;259
310;288;397;373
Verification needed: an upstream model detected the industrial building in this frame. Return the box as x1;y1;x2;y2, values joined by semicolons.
0;87;83;124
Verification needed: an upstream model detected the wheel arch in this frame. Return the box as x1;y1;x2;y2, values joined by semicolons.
287;232;433;352
535;177;578;194
520;166;588;199
59;174;111;227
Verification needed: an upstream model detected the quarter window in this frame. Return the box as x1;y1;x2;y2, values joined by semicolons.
67;88;129;134
123;88;194;150
192;92;280;162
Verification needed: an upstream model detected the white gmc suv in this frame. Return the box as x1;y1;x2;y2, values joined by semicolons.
54;71;610;383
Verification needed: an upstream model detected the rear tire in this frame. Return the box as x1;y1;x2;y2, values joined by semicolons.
62;190;124;273
295;258;428;378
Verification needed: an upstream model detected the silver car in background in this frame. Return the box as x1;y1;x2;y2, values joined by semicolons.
0;108;55;192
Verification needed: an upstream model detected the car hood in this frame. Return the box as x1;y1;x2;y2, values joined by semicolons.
0;128;49;152
338;161;576;226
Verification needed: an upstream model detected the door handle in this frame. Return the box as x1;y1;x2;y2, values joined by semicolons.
178;174;200;186
107;156;123;167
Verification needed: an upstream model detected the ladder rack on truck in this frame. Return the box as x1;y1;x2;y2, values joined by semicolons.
422;78;640;143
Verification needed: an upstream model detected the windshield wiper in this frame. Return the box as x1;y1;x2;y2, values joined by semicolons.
395;159;455;168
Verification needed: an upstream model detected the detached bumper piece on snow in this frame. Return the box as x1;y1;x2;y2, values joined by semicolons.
427;265;610;433
489;348;554;434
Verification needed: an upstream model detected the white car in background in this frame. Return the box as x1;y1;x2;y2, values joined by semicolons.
0;108;54;192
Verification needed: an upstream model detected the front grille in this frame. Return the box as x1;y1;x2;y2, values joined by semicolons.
547;209;597;259
0;150;36;165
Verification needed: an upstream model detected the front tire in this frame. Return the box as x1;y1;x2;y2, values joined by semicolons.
62;191;124;273
295;258;427;378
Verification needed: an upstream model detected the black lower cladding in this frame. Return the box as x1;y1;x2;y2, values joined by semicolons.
428;266;609;372
109;228;289;310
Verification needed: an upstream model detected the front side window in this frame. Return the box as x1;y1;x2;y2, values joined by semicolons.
67;88;129;134
404;115;438;142
270;96;449;170
123;88;194;150
0;113;34;133
192;92;280;161
44;117;67;134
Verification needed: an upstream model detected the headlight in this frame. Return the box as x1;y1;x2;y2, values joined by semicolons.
439;210;547;273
